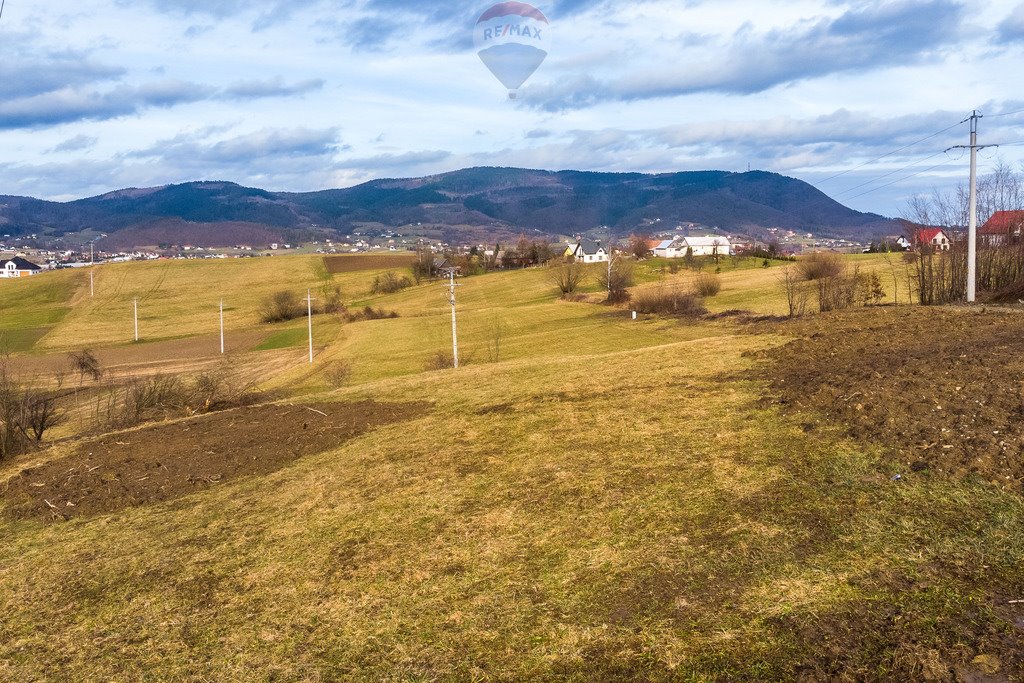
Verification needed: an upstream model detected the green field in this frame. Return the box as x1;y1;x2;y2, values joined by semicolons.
1;253;1020;680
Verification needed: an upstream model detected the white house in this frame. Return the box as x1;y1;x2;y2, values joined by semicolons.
653;239;684;258
682;236;732;257
566;239;609;263
1;256;42;278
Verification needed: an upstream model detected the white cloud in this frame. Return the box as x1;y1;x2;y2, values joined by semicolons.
0;0;1021;217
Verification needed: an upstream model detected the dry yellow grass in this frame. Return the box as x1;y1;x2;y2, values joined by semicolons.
1;254;1022;680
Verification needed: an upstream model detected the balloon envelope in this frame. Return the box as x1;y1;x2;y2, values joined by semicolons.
474;2;550;95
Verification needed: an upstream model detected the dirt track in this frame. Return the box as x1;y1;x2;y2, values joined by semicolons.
2;400;429;522
761;306;1024;489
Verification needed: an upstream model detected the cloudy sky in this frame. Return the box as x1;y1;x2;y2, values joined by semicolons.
1;0;1023;216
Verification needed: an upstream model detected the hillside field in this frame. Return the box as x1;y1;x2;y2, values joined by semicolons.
0;253;1022;681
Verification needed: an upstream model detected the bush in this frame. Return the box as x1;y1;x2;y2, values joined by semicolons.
549;261;588;296
68;349;102;383
371;271;414;295
632;288;708;317
342;306;400;323
320;284;344;314
261;290;305;323
694;273;722;297
797;252;845;281
424;351;455;371
324;360;354;388
0;366;67;459
93;364;261;430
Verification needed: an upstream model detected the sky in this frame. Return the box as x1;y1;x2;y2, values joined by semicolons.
1;0;1023;217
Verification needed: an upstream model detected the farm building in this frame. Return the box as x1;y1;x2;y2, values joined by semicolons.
980;210;1024;247
1;256;42;278
653;236;733;258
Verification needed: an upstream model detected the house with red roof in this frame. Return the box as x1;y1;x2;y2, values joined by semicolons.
914;228;951;251
980;210;1024;247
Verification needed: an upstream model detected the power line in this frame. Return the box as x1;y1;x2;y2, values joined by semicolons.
840;160;954;203
832;149;949;199
0;0;6;22
987;107;1024;119
815;119;964;185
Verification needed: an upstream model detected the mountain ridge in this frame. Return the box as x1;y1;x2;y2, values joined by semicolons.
0;167;896;247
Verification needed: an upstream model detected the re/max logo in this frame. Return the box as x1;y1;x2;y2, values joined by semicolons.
482;24;543;40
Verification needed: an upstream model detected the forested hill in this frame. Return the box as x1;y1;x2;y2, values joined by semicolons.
0;167;895;246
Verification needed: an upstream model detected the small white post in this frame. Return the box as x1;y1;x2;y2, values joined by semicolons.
307;289;314;364
220;299;225;354
133;298;139;342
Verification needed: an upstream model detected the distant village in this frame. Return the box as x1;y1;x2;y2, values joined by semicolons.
7;211;1012;278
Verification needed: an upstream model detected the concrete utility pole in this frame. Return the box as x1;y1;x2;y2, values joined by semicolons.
133;298;139;342
306;289;314;364
220;299;225;354
444;269;461;368
89;269;94;297
949;111;995;303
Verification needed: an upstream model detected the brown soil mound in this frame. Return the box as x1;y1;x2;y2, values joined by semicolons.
2;400;429;522
760;307;1024;489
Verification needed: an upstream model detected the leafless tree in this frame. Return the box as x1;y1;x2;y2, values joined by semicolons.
549;260;588;296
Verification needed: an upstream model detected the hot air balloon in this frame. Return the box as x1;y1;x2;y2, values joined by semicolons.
474;2;550;99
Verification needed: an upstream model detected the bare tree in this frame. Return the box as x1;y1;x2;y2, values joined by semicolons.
598;256;635;303
549;260;588;297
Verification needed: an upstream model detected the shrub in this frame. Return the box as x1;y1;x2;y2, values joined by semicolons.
320;284;344;314
68;349;102;383
324;360;354;388
261;290;305;323
694;273;722;297
797;252;845;281
424;351;455;371
342;306;400;323
632;288;708;317
0;366;67;459
371;271;414;295
549;261;588;296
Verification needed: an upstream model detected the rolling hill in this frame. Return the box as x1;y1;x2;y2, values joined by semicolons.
0;168;896;247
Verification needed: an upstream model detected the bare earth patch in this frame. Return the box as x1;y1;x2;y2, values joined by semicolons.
760;306;1024;489
2;400;429;522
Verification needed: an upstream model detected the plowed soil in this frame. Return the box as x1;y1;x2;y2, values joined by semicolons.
761;306;1024;489
2;400;429;522
324;254;416;273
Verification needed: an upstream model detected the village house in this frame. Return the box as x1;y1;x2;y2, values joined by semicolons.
913;228;951;251
0;256;43;278
565;239;609;263
980;210;1024;247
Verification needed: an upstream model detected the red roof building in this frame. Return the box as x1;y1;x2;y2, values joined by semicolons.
980;210;1024;246
914;228;951;251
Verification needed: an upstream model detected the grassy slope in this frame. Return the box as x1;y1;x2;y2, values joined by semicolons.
3;254;1018;680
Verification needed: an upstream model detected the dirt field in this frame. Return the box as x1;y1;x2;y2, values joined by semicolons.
7;330;268;379
2;400;429;521
761;306;1024;489
323;254;416;273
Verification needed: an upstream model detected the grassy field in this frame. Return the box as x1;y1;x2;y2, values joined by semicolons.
1;252;1020;680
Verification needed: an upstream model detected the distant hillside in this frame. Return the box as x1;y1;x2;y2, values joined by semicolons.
0;168;896;247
